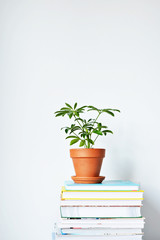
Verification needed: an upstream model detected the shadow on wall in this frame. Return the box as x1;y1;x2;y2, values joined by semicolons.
142;198;160;240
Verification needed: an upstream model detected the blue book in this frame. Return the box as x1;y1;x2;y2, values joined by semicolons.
52;232;55;240
64;180;139;191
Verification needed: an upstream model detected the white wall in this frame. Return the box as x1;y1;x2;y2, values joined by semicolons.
1;1;160;239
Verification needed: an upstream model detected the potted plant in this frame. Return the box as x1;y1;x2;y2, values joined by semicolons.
54;103;120;183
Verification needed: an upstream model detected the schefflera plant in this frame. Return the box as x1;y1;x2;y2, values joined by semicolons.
54;103;120;148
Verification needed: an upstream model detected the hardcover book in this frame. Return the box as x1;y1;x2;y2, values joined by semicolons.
61;187;144;200
60;206;142;218
54;234;143;240
64;180;140;191
60;199;143;206
58;217;145;229
60;228;143;236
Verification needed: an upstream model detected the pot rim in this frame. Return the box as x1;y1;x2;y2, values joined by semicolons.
70;148;105;157
70;148;105;150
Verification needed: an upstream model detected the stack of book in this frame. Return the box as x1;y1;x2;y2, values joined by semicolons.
53;180;145;240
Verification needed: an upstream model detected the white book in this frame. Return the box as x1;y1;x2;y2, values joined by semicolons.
57;217;145;229
55;234;143;240
60;206;141;218
61;188;144;200
60;228;142;235
60;199;143;206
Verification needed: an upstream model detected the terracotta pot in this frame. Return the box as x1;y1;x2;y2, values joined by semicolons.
70;148;105;178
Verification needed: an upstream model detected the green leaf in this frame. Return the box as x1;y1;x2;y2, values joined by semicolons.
55;112;65;117
98;123;102;130
68;112;73;119
81;133;86;138
74;103;77;109
79;140;85;147
70;126;81;133
102;109;115;116
102;130;113;135
88;118;95;122
83;123;93;128
77;106;87;112
80;131;89;137
60;107;70;110
88;105;98;110
54;110;61;114
65;103;72;108
75;111;79;117
55;110;70;116
65;128;69;134
87;106;100;113
74;118;84;122
93;130;103;135
66;135;79;139
70;138;80;145
61;127;70;132
107;108;120;112
88;139;94;144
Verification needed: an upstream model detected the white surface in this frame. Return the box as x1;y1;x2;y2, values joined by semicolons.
0;0;160;240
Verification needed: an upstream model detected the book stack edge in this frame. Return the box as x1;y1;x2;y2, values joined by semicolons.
53;180;145;240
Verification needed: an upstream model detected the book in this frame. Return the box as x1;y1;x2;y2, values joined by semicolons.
60;206;142;218
64;180;139;191
61;187;144;200
53;179;145;240
54;234;143;240
60;199;143;206
58;217;145;229
52;232;55;240
60;228;142;236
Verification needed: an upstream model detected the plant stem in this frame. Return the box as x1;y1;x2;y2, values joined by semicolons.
73;114;88;148
76;119;83;129
84;140;88;148
95;112;101;123
72;132;80;139
90;135;99;148
93;135;99;144
87;135;90;148
90;112;101;142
